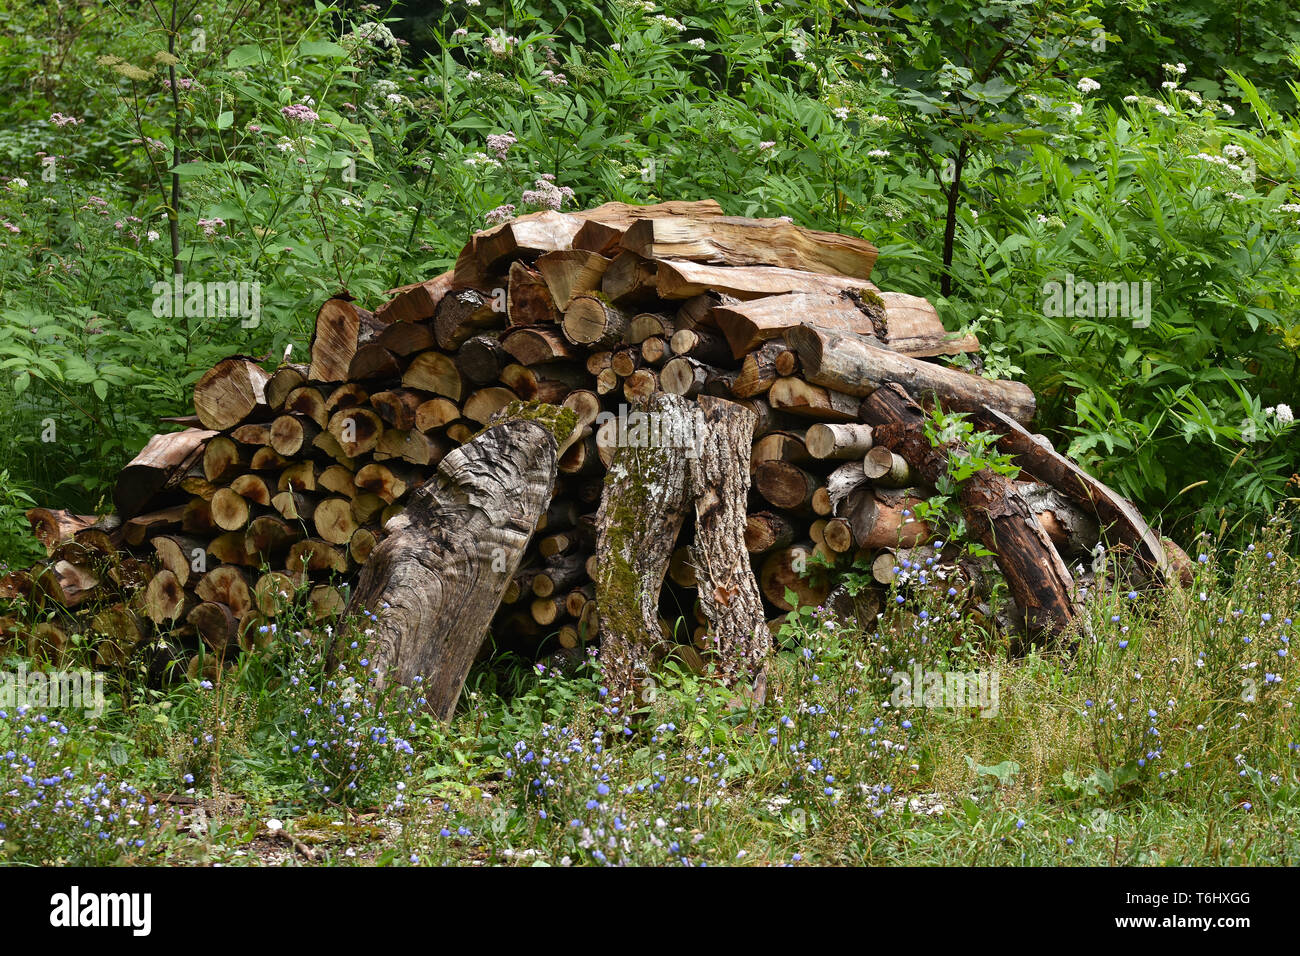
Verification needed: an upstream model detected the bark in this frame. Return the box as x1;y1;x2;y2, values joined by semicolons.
979;406;1171;584
786;323;1036;424
347;407;574;719
863;383;1077;638
686;397;770;689
596;393;695;705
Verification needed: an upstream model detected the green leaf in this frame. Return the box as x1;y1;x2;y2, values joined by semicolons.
299;40;348;58
172;161;212;179
226;44;268;69
216;111;234;130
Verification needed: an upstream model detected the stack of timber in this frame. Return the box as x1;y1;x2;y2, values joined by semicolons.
1;199;1185;714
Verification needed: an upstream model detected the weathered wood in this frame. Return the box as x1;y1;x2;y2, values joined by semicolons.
375;271;454;324
863;384;1076;637
402;350;463;400
346;406;573;719
787;324;1037;424
310;298;381;383
656;260;877;300
759;543;830;611
536;249;610;309
562;294;629;348
458;334;510;385
623;216;878;279
434;287;501;351
596;393;695;704
863;446;912;487
193;357;270;431
980;406;1171;583
505;261;560;327
768;377;859;421
686;397;769;688
114;428;215;518
755;461;819;512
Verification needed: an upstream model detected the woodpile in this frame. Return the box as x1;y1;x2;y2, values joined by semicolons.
1;199;1181;714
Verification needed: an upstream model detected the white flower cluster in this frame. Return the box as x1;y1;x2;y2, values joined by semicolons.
1077;77;1100;93
1264;404;1294;424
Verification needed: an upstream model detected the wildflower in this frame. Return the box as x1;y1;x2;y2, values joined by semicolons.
281;104;319;123
486;132;517;158
687;38;706;49
1077;77;1100;94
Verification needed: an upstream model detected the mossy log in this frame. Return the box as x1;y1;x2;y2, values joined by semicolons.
595;392;695;706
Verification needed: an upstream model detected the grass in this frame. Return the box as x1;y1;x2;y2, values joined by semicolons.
2;514;1298;866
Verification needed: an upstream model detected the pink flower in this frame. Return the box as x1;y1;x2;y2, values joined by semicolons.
280;103;319;123
50;112;82;127
485;204;516;225
486;132;517;158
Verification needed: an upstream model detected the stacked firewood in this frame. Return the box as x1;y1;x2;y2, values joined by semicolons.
1;198;1184;687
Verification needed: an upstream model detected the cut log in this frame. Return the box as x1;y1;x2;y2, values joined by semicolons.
759;543;830;611
434;287;501;351
501;326;578;366
25;509;97;553
806;423;874;459
536;249;610;309
193;357;270;431
309;298;381;383
203;435;250;482
265;363;309;410
270;413;321;457
980;406;1171;584
415;397;462;433
787;324;1036;424
402;350;463;400
505;261;560;327
596;393;695;704
655;260;877;300
114;428;215;518
686;396;769;687
562;294;629;348
744;511;797;554
660;356;711;398
863;446;912;487
462;387;518;424
755;461;819;512
863;383;1075;637
622;216;878;279
457;334;510;385
600;251;658;306
370;389;426;431
750;431;811;469
327;407;384;456
375;271;454;324
768;377;859;421
346;406;573;719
